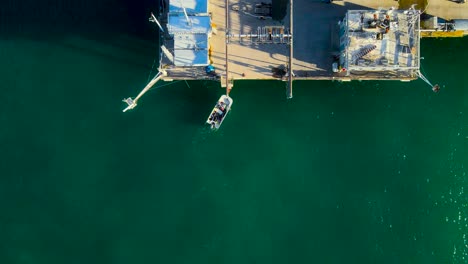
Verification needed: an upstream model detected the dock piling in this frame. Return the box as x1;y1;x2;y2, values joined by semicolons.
225;0;231;95
287;0;294;99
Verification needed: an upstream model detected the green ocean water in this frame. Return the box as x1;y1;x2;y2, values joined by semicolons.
1;1;468;263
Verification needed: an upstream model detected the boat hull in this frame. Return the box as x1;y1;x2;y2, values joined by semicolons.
206;95;233;129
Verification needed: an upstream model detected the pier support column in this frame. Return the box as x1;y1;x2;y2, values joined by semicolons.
287;0;294;99
225;0;231;96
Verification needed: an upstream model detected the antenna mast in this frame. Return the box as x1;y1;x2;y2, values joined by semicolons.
149;12;165;32
179;0;192;26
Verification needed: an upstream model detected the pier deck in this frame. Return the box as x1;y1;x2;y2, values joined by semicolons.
208;0;228;86
161;0;465;84
426;0;468;20
287;0;404;79
210;0;290;81
209;0;416;82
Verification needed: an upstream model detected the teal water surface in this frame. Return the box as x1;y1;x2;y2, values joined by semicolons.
1;2;468;263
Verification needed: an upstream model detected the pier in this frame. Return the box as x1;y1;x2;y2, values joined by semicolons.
123;0;468;111
156;0;435;84
153;0;468;84
425;0;468;20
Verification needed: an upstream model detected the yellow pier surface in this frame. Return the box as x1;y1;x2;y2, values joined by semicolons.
421;30;465;38
400;0;468;20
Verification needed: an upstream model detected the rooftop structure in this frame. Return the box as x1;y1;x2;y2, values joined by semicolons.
339;9;421;78
169;0;209;15
173;34;209;66
163;0;212;68
167;15;211;35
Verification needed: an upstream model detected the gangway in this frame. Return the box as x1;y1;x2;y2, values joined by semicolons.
416;70;439;92
122;72;164;112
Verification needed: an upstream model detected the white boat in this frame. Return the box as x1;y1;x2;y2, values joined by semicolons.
206;95;233;129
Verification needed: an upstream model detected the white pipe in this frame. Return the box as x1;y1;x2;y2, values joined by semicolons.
150;13;165;32
230;34;292;38
179;0;192;26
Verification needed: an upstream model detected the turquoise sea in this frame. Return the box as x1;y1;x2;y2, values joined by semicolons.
1;1;467;263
